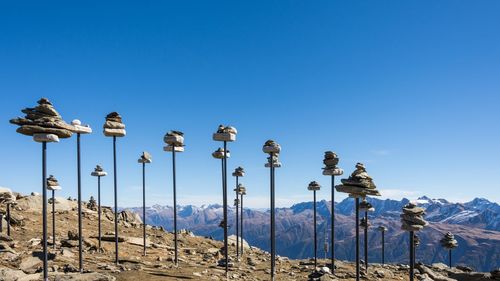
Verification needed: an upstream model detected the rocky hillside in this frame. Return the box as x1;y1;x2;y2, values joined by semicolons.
127;197;500;272
1;190;499;280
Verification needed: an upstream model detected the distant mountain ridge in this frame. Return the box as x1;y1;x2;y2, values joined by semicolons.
126;196;500;271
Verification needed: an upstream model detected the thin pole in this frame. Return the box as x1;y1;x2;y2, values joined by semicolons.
240;192;244;255
42;142;48;281
331;175;335;273
313;190;317;268
0;214;3;233
270;156;276;281
409;231;414;281
364;210;368;273
77;133;83;272
173;144;178;266
223;141;228;275
6;203;10;236
355;197;360;281
52;190;55;249
449;249;452;268
113;136;119;265
98;176;101;251
142;162;146;256
381;231;385;265
235;176;239;259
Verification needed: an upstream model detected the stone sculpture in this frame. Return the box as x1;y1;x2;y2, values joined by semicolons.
164;130;185;152
213;125;237;142
400;202;428;232
70;119;92;134
307;181;321;191
440;232;458;249
232;166;245;177
359;199;375;212
137;151;152;163
46;175;61;191
91;165;108;177
335;163;380;197
322;151;344;176
103;112;126;137
212;148;230;159
87;196;97;211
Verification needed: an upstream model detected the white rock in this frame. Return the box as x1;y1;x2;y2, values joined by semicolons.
72;124;92;134
91;171;108;177
33;133;59;143
103;128;126;137
212;132;236;142
323;168;344;176
163;145;185;152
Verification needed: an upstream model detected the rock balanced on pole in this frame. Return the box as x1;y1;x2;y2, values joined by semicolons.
263;139;281;281
0;189;17;237
213;125;237;276
307;181;321;269
321;151;343;273
335;163;381;281
137;151;152;257
164;130;185;266
10;97;73;281
400;202;428;281
377;226;388;264
440;232;458;268
232;166;245;260
47;175;61;249
359;198;375;273
103;112;126;265
91;165;107;252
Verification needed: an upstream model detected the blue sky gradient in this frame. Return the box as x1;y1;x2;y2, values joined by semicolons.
1;1;499;207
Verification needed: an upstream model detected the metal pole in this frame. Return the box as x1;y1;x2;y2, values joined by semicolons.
223;141;228;276
381;231;385;265
142;162;146;256
77;133;83;272
98;176;101;251
173;144;178;266
449;249;452;268
409;231;414;281
235;176;239;259
42;142;48;281
355;197;360;281
113;136;119;265
364;210;368;273
313;190;317;268
6;203;10;236
0;213;3;233
331;175;335;273
240;192;244;255
270;156;276;281
52;190;55;249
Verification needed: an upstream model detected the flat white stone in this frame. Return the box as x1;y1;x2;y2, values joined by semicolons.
323;168;344;176
213;133;236;142
164;135;184;146
232;172;245;177
91;171;108;177
163;145;185;152
103;128;126;137
137;158;152;164
263;146;281;154
212;151;230;159
33;133;60;143
47;185;61;191
265;162;281;168
72;124;92;134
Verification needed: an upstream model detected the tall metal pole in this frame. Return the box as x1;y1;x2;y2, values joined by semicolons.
52;190;55;249
77;133;83;271
142;162;146;256
235;175;239;259
331;175;335;272
355;197;360;281
270;155;276;281
313;189;317;268
240;192;244;255
6;204;10;237
364;210;368;273
223;141;228;276
113;136;119;265
409;231;415;281
449;249;452;268
42;142;48;281
98;176;101;251
381;230;385;265
0;213;3;233
172;144;178;266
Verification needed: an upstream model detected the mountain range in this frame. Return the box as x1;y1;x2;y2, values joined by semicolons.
126;196;500;272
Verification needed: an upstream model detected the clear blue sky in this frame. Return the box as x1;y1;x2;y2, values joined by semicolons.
1;1;499;208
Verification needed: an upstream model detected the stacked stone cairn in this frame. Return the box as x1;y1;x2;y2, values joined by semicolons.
400;202;428;232
212;147;230;159
307;181;321;191
46;175;61;191
103;112;126;137
335;163;381;197
263;140;281;167
237;183;246;196
213;125;237;142
0;191;16;206
360;217;369;229
440;232;458;250
10;98;74;142
414;234;421;248
91;165;108;177
87;196;97;211
137;151;152;164
164;130;185;152
70;119;92;134
322;151;344;176
359;199;374;212
232;166;245;177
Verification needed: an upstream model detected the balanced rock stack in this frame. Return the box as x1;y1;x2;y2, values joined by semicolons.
70;119;92;134
46;175;61;191
335;163;381;197
138;151;152;164
307;181;321;191
440;232;458;249
87;196;97;211
164;130;185;152
322;151;344;176
359;199;375;212
91;165;107;177
213;125;237;142
10;98;74;142
378;226;388;232
212;148;230;159
103;112;126;137
0;189;16;206
232;166;245;177
360;217;370;229
414;234;420;248
263;140;282;168
400;203;428;232
237;183;246;195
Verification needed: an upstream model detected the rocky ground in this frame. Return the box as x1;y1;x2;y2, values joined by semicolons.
0;191;498;281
